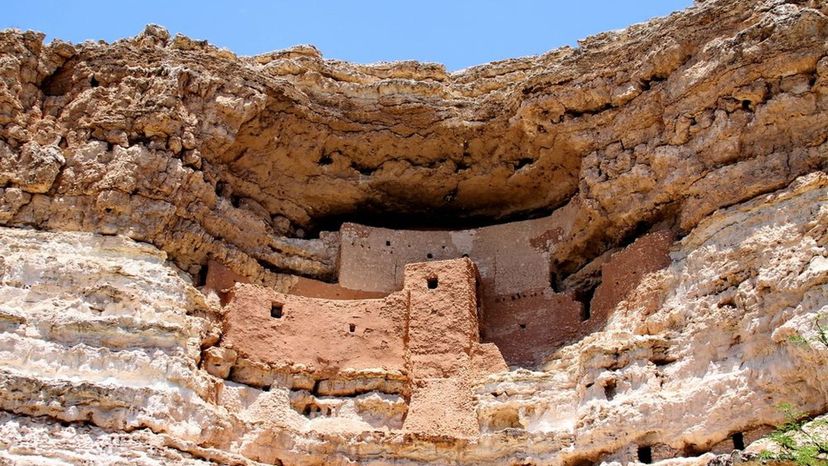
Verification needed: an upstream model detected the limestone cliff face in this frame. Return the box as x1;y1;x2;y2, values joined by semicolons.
0;0;826;464
1;0;826;285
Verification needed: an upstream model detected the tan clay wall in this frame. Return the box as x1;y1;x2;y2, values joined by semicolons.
221;229;674;382
288;276;387;300
221;258;507;438
204;259;250;305
338;223;675;367
339;217;559;295
403;259;505;437
339;218;583;366
589;230;674;326
205;259;385;301
222;285;408;378
481;231;674;365
480;289;583;366
404;259;479;378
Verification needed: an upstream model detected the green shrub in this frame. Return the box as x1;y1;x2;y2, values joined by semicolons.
761;313;828;465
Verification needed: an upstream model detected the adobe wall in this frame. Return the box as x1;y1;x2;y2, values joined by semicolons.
338;221;676;367
480;290;583;366
222;284;408;379
288;276;387;300
403;259;503;437
589;230;674;327
205;259;385;302
339;217;584;366
220;223;675;377
483;231;674;364
204;259;250;305
339;217;557;295
405;260;479;378
218;236;676;435
221;258;507;438
222;258;505;379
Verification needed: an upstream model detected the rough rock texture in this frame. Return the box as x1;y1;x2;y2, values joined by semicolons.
0;0;826;464
0;412;220;465
0;166;824;465
0;0;826;286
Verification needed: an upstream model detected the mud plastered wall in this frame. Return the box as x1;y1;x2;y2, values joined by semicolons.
339;220;673;365
220;258;507;436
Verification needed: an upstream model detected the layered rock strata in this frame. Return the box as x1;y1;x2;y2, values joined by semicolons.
0;172;825;464
0;0;825;286
0;0;826;464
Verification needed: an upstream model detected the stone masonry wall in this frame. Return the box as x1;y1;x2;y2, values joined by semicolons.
339;218;580;366
337;220;675;366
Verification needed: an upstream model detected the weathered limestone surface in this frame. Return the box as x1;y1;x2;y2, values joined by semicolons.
0;173;824;464
0;412;224;465
0;0;825;286
476;172;828;464
0;0;826;464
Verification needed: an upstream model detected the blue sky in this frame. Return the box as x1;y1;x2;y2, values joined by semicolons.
4;1;692;71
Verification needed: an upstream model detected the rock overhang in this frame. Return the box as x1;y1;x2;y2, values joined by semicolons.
0;0;827;463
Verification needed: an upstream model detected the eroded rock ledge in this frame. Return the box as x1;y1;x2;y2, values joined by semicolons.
1;0;826;287
0;168;825;466
0;0;827;464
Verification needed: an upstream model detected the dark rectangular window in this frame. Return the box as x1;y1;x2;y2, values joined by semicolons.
637;446;652;464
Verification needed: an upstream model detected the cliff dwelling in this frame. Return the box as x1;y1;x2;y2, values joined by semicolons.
1;0;827;464
211;215;675;372
206;213;676;438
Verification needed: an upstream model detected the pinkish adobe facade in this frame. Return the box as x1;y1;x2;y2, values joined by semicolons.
213;213;674;370
220;258;507;437
338;219;673;366
213;219;673;434
338;216;569;366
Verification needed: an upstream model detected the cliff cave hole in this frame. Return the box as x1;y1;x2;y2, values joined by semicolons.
637;446;652;464
41;63;74;96
575;285;598;322
570;459;594;466
549;270;563;293
303;403;322;417
579;297;592;322
717;295;736;308
271;303;283;319
732;432;745;450
350;162;375;176
427;253;434;259
318;154;333;165
349;323;356;333
515;157;534;170
196;265;209;287
519;323;527;330
386;240;391;246
650;354;676;367
90;75;99;87
604;380;617;401
427;276;439;289
215;181;226;196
